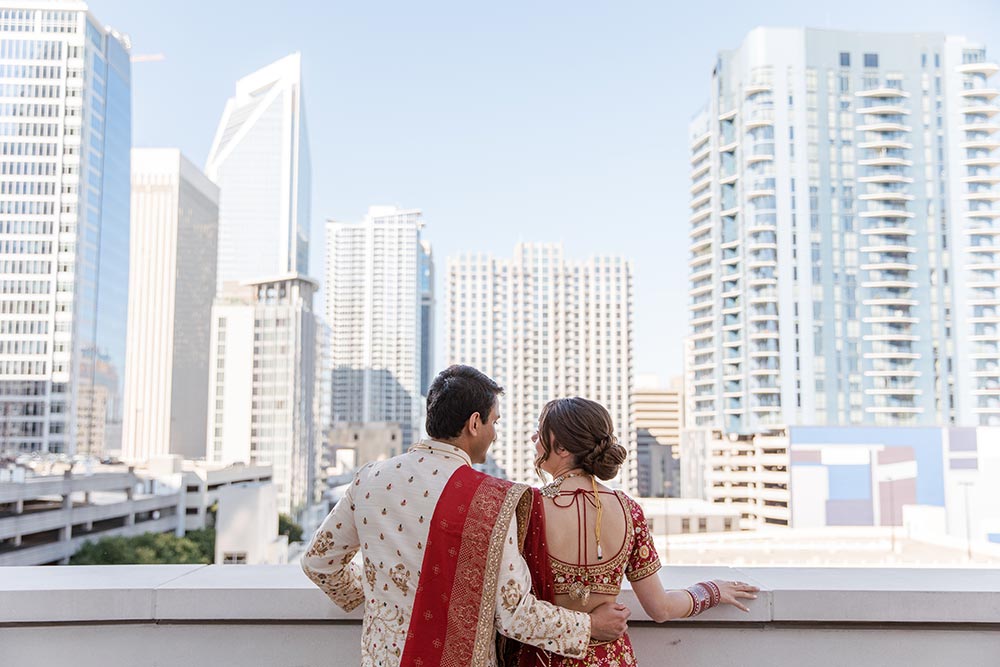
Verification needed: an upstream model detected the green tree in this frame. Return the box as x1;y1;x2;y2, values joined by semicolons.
278;513;303;543
70;530;214;565
185;527;216;561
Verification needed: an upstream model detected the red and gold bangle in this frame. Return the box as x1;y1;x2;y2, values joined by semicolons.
684;582;721;617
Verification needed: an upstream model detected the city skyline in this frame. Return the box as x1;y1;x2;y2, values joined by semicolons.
88;0;1000;382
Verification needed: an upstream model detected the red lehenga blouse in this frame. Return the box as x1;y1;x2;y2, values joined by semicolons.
506;487;662;667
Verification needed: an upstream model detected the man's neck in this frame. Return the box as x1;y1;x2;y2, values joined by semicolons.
430;437;476;463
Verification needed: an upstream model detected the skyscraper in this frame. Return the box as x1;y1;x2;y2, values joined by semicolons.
0;4;131;456
206;275;317;515
122;149;219;463
205;53;310;291
687;28;1000;434
448;244;636;493
326;206;430;446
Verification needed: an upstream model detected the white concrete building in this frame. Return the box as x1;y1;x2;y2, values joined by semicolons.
0;3;131;457
214;482;287;565
206;53;310;291
687;28;1000;434
636;497;741;539
680;429;792;529
447;244;636;492
0;456;275;566
122;149;218;463
206;275;317;516
325;206;430;446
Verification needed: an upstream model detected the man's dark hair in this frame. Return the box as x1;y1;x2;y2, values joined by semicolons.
425;365;504;439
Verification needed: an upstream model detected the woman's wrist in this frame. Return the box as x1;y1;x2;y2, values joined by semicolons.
684;581;721;617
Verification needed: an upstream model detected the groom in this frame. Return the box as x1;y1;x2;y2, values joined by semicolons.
302;364;629;666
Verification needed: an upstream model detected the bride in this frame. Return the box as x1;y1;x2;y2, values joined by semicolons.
506;397;759;666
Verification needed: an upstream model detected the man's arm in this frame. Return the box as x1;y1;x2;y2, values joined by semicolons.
300;475;365;612
493;519;628;658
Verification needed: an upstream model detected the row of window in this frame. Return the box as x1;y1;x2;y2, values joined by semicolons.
0;121;59;136
0;319;47;334
0;279;50;294
0;240;52;253
0;299;49;314
0;39;63;61
0;360;46;375
0;180;56;195
0;102;60;118
0;220;54;234
0;160;57;175
0;339;47;354
0;142;59;156
0;201;56;215
0;83;61;97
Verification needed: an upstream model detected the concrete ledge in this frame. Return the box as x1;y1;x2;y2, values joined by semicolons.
3;564;1000;625
2;565;1000;667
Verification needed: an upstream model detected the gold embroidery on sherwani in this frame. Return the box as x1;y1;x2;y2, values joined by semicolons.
364;556;377;590
390;563;412;595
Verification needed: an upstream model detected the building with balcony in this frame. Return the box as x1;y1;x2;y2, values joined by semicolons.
325;206;431;448
686;28;1000;434
682;424;1000;539
447;244;636;492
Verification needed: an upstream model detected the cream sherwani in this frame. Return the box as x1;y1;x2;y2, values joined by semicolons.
302;440;591;666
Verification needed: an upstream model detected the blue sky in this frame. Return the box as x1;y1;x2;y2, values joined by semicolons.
91;0;1000;382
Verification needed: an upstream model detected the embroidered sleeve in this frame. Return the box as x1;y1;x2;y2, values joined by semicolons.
300;471;365;612
495;518;590;658
625;497;662;582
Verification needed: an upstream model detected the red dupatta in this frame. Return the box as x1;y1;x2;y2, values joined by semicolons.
400;464;529;667
512;488;556;667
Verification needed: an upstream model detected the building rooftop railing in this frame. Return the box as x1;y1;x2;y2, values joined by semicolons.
2;564;999;666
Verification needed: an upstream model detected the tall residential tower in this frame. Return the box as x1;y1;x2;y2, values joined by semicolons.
448;244;636;492
325;206;431;447
687;28;1000;434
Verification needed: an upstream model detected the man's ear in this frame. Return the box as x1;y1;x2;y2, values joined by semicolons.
466;411;482;436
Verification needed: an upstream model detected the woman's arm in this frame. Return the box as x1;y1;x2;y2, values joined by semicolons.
630;576;759;622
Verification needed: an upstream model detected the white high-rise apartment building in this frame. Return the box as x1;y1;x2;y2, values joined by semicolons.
205;53;310;291
325;206;431;446
206;275;317;515
122;149;219;463
0;3;130;456
448;244;636;493
687;28;1000;435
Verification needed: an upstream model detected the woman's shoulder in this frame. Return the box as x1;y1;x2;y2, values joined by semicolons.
613;490;646;515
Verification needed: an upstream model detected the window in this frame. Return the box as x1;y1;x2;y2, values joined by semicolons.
681;518;690;533
863;53;878;68
698;518;708;532
222;552;247;565
724;518;734;531
839;52;850;67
